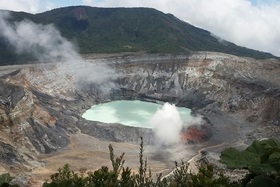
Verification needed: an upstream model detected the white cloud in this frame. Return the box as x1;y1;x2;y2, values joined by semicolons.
83;0;280;56
83;0;94;5
0;0;56;13
0;0;39;13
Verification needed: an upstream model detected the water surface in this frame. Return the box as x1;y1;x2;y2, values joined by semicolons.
82;100;191;128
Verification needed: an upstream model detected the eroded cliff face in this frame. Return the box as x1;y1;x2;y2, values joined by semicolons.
0;52;280;174
112;53;280;124
112;52;280;143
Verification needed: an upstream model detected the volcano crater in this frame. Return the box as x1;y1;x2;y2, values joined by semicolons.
1;52;280;178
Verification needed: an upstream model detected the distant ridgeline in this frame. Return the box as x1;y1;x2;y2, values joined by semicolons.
0;6;276;65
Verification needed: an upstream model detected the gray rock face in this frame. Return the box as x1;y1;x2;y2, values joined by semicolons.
77;120;155;144
0;142;21;164
0;80;25;108
0;52;280;173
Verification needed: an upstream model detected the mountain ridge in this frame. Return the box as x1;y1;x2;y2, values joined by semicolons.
0;6;276;65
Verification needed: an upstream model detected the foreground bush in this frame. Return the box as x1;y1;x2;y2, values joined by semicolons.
0;173;19;187
221;139;280;187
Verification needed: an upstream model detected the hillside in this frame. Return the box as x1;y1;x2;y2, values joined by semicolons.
0;6;276;65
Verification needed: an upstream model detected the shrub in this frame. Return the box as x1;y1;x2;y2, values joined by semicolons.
220;139;280;186
0;173;19;187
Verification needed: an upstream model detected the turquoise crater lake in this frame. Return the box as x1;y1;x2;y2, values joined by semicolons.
82;100;192;128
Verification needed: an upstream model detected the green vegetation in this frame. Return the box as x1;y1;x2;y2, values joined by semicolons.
0;6;277;65
221;139;280;187
0;173;18;187
220;139;280;173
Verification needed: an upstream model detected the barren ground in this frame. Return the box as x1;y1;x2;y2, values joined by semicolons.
32;131;202;184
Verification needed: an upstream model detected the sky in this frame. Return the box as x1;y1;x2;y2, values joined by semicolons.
0;0;280;56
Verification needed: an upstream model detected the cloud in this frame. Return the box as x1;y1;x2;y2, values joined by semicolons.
83;0;280;56
0;0;39;13
0;0;55;13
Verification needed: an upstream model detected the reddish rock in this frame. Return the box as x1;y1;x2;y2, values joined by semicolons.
180;125;211;143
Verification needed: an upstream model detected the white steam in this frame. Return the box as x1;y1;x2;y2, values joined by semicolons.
0;11;77;62
150;103;183;145
149;102;203;145
0;11;115;84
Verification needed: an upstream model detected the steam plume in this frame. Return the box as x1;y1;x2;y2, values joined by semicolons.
0;11;114;84
0;12;75;62
149;102;203;145
149;103;183;145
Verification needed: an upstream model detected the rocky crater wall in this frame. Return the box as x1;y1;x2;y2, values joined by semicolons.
0;52;280;173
